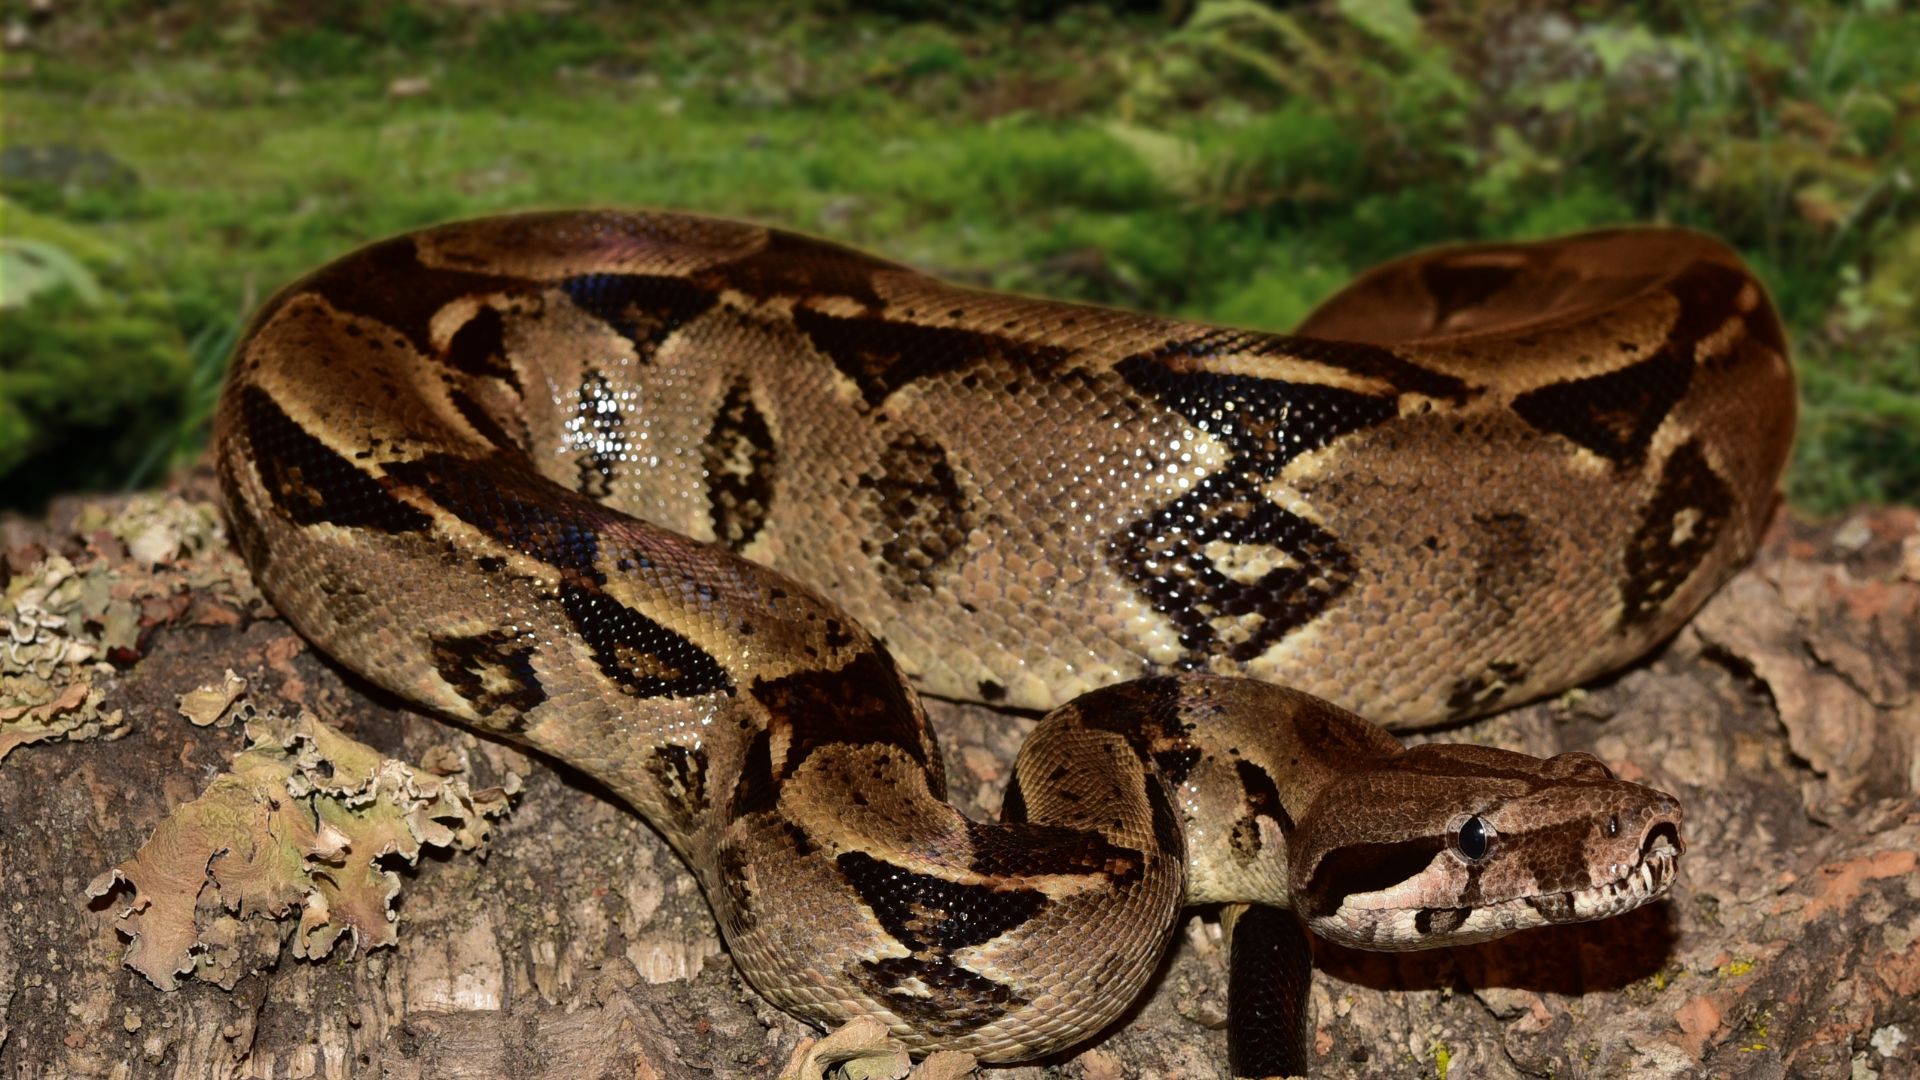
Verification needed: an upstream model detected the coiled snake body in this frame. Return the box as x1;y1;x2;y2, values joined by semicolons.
214;213;1793;1072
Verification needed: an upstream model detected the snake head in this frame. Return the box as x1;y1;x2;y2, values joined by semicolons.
1287;744;1683;951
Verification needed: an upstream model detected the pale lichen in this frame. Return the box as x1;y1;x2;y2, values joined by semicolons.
2;493;262;763
176;669;248;728
1;552;126;760
87;703;521;991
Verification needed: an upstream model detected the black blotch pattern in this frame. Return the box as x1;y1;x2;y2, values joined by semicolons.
1663;260;1764;351
999;773;1028;823
850;956;1025;1037
1619;439;1733;626
837;852;1046;953
1111;357;1397;665
838;850;1043;1035
977;679;1008;703
1154;746;1203;787
1265;332;1474;402
1113;475;1358;665
443;305;520;392
292;235;522;354
572;372;625;499
857;434;975;598
428;629;546;725
240;387;432;534
1077;676;1202;827
752;648;931;776
1029;680;1189;859
385;452;606;582
963;819;1144;884
783;821;816;857
1077;677;1194;749
1144;770;1184;858
1227;904;1312;1080
1116;356;1399;468
558;585;734;699
1510;349;1692;468
1302;834;1447;918
559;272;716;357
1413;906;1471;936
702;379;778;551
729;728;780;821
448;390;525;453
1511;258;1751;469
1229;759;1290;862
793;306;1069;408
648;743;710;821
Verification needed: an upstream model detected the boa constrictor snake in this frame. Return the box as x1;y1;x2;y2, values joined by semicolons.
214;211;1795;1075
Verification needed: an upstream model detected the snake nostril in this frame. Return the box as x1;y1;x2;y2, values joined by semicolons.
1641;820;1683;857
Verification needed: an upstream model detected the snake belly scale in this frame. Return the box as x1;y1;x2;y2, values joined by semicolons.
214;212;1792;1066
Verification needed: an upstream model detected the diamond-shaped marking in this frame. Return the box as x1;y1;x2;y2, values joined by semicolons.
1109;351;1399;665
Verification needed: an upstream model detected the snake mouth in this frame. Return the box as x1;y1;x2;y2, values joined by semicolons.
1532;819;1684;924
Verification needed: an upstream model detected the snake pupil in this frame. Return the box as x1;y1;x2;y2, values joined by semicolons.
1456;816;1491;861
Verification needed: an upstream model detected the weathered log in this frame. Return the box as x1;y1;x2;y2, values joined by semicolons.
3;474;1916;1078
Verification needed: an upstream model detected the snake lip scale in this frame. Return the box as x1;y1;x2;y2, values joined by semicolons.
213;210;1791;1069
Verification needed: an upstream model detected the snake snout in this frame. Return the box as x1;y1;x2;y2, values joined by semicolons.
1625;795;1684;899
1596;789;1683;886
1637;788;1684;851
1642;814;1684;860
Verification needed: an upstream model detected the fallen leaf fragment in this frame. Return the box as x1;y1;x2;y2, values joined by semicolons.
177;670;248;727
88;708;517;990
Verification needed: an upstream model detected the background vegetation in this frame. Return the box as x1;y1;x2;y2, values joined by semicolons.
2;0;1914;513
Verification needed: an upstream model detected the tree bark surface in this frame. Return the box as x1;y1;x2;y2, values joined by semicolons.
3;477;1917;1079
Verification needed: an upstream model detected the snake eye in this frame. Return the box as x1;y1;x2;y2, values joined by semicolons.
1455;815;1492;862
1605;813;1620;838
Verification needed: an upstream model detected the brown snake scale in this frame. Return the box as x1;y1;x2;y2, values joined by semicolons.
215;212;1793;1069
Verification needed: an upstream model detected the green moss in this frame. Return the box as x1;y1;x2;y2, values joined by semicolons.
1;0;1917;512
0;204;193;502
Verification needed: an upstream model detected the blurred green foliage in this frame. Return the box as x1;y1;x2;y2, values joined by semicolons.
0;199;196;506
0;0;1914;512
